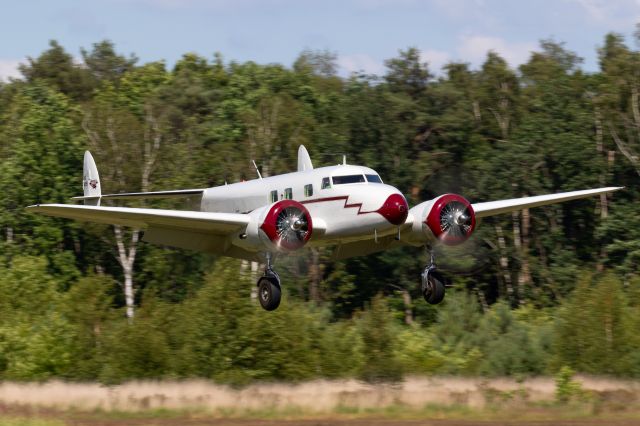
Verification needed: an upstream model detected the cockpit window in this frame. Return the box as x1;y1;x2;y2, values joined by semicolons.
332;174;366;185
365;174;383;183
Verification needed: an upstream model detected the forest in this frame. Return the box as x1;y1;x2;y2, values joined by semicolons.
0;34;639;384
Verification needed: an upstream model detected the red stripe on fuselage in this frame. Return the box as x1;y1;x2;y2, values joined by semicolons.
301;193;409;226
300;195;377;215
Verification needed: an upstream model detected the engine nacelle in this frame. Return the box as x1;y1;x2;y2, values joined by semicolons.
408;193;476;246
241;200;313;252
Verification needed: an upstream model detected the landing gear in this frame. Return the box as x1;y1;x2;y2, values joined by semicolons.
257;253;281;311
421;247;445;305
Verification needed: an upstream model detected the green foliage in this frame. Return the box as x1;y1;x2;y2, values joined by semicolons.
0;256;74;380
170;258;328;384
555;366;585;403
0;36;638;383
553;273;640;376
62;274;115;379
357;295;403;382
98;309;172;383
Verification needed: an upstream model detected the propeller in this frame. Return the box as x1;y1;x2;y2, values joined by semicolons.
439;200;473;239
276;206;310;246
260;200;313;251
425;193;476;246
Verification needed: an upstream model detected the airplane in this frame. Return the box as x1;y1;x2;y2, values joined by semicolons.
28;145;622;311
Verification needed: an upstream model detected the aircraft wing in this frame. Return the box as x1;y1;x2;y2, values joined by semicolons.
27;203;261;259
27;204;248;234
472;187;623;218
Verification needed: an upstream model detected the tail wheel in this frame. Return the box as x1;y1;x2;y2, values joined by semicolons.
258;276;281;311
422;270;445;304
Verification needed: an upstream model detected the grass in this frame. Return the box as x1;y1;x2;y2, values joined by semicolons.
0;418;66;426
2;401;640;425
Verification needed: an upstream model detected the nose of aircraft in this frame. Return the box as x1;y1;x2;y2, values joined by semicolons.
377;193;409;225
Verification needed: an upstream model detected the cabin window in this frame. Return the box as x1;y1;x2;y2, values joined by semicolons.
304;184;313;197
366;174;383;183
332;174;366;185
321;177;331;189
284;188;293;200
270;190;278;203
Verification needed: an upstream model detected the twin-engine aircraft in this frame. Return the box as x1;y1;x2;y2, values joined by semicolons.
29;146;622;310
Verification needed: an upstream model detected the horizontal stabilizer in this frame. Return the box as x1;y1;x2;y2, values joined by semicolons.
72;189;204;201
472;187;623;218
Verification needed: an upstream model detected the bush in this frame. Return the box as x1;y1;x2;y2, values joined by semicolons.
555;366;584;403
357;295;402;382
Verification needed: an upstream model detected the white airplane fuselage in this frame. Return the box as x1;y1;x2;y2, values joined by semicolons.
200;163;409;245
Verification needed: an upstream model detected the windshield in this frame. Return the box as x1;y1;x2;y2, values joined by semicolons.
332;174;366;185
366;174;383;183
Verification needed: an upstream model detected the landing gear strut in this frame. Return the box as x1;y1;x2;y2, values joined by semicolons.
421;247;445;305
257;253;281;311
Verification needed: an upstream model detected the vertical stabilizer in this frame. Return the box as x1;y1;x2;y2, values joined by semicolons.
82;151;101;206
297;145;314;172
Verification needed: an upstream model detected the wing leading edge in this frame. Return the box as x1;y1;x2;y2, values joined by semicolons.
26;204;248;233
472;187;623;218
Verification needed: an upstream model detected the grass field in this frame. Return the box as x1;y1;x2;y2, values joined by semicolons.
2;376;640;425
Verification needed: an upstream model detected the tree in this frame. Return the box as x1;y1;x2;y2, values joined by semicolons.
19;40;93;101
293;49;338;77
553;273;639;375
357;295;402;382
0;83;83;285
82;62;171;320
81;40;138;83
384;47;432;100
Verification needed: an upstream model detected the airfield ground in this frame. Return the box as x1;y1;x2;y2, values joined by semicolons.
5;413;640;426
2;377;640;426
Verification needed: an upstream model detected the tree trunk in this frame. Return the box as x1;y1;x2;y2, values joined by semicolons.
513;207;532;307
520;207;532;299
609;123;640;176
475;287;489;312
308;248;321;302
594;107;608;219
495;225;514;302
142;105;163;193
114;225;139;321
400;288;413;325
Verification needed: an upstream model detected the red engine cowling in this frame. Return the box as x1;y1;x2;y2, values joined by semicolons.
424;194;476;245
259;200;313;251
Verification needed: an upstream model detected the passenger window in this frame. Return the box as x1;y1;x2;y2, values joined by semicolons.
304;184;313;197
284;188;293;200
270;190;278;203
365;174;383;183
321;177;331;189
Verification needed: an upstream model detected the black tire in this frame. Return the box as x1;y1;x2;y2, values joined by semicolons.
258;276;281;311
423;272;445;304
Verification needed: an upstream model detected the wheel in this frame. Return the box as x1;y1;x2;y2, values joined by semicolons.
258;276;281;311
422;271;445;304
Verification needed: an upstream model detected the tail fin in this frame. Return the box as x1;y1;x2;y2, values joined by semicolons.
82;151;101;206
297;145;313;172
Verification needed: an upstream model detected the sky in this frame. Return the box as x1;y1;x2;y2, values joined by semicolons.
1;0;640;81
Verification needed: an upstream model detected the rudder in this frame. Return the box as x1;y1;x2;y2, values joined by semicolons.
82;151;101;205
